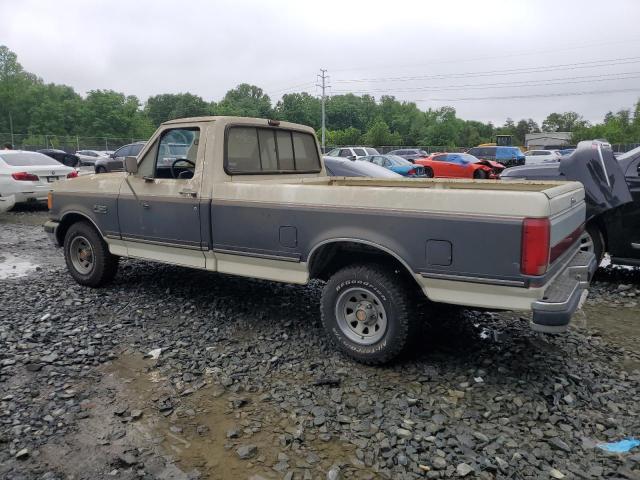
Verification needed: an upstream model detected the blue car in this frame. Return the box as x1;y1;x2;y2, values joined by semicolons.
466;146;525;168
359;154;427;177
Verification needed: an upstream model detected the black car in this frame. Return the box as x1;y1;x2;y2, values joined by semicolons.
37;149;80;168
387;148;428;163
501;141;640;267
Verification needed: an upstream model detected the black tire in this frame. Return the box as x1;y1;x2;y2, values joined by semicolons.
473;169;488;179
423;167;434;178
581;224;604;266
321;264;418;365
63;221;118;287
95;166;107;174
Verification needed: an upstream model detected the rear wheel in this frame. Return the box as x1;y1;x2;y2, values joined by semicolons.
321;264;418;364
64;221;118;287
423;167;434;178
95;166;107;174
473;169;488;179
579;224;604;266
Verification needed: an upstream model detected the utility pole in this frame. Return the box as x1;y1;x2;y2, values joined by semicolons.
316;69;328;151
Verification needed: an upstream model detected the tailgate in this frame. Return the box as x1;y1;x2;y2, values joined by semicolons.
545;182;586;266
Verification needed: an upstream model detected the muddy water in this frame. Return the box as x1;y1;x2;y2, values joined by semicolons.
104;353;354;479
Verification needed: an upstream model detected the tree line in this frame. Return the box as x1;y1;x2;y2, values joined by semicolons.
1;45;639;148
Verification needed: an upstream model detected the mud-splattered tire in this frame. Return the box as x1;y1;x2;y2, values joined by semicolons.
473;169;488;179
321;264;418;364
64;221;118;287
95;166;107;174
423;167;434;178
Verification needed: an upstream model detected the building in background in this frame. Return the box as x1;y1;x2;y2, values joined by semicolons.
525;132;573;150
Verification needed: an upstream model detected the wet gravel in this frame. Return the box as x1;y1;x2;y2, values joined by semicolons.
1;210;639;479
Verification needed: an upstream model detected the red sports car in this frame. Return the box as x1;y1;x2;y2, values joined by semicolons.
414;152;505;179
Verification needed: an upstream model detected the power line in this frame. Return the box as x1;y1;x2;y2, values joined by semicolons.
329;37;640;73
332;56;640;84
407;88;640;103
329;71;640;95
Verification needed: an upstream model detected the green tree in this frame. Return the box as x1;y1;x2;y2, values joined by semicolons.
274;92;321;129
362;118;401;146
217;83;272;117
542;111;589;132
145;93;212;126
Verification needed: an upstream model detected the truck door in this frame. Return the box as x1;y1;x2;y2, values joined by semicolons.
117;126;206;268
608;156;640;262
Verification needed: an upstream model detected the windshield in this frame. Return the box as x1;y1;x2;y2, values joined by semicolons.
0;152;62;166
617;145;640;161
386;155;412;166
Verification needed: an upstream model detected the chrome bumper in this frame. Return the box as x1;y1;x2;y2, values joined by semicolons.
530;251;597;333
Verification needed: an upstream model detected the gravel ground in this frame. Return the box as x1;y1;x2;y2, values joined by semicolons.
1;208;639;480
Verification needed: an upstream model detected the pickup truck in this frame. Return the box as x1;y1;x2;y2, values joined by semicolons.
44;116;596;364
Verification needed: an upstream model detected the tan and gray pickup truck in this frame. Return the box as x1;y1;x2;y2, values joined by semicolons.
45;116;596;364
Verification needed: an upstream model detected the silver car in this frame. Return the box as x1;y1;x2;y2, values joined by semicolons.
94;142;145;173
75;150;106;166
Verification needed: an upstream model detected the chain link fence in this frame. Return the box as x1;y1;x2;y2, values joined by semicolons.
0;133;147;153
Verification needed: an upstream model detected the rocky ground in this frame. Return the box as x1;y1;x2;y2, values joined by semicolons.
1;207;639;480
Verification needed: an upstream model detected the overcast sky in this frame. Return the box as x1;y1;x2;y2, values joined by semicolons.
2;0;639;125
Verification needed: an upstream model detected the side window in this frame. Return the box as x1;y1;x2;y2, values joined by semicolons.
487;148;497;157
353;148;366;156
226;127;320;174
339;149;352;158
154;128;199;179
292;132;320;171
433;154;447;162
115;146;131;158
372;157;384;166
227;127;260;172
130;144;144;156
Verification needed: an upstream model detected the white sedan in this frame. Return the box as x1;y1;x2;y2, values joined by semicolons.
0;150;78;207
524;149;562;164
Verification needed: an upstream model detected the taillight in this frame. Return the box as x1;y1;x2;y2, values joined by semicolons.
67;170;78;178
521;218;550;275
47;192;53;210
11;172;39;181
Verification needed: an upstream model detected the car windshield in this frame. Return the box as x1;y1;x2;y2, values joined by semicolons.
0;152;62;166
617;145;640;161
386;155;412;166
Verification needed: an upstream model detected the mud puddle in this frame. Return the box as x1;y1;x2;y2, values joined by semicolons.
104;352;354;479
0;252;40;279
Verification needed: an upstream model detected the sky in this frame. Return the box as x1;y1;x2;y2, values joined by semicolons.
1;0;640;125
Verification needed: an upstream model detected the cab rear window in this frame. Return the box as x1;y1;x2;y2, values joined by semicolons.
226;126;321;174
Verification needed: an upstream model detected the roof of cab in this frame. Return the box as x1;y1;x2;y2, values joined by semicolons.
161;115;315;133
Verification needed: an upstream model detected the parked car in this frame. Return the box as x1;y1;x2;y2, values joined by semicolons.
0;150;77;206
387;148;429;162
501;141;639;267
359;154;427;177
559;148;576;156
323;156;402;178
75;150;106;166
466;146;525;168
524;149;562;164
94;142;146;173
37;149;80;168
325;146;379;160
415;152;504;179
45;116;594;364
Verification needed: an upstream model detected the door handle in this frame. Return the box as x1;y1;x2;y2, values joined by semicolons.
142;202;150;209
179;189;197;198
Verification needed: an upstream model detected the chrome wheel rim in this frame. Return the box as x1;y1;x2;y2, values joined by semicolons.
69;235;94;274
335;287;387;345
579;230;594;253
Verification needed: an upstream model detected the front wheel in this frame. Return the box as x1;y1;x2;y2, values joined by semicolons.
423;167;434;178
95;166;107;174
473;169;488;179
64;221;119;287
321;264;418;364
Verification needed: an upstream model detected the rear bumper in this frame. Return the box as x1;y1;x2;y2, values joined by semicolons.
530;250;597;333
44;220;61;247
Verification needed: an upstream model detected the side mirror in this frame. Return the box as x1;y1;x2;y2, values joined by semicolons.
124;156;138;174
349;155;357;161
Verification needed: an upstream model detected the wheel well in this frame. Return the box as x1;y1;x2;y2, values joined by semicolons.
56;213;99;245
308;241;418;286
586;217;607;249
